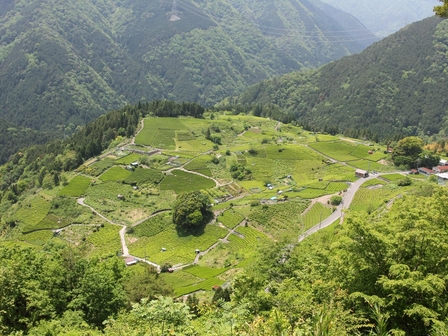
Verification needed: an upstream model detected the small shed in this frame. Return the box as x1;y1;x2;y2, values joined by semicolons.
125;257;137;266
195;249;201;254
161;247;167;252
437;173;448;182
131;162;139;168
355;169;369;178
117;194;124;200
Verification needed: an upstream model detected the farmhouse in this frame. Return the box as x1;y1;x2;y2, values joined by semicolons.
418;167;434;175
432;166;448;174
355;169;369;178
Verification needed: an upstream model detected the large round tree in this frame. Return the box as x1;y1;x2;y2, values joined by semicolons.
172;191;212;231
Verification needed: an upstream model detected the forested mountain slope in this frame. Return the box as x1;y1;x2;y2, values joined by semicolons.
231;16;448;141
0;117;51;164
320;0;438;37
0;0;376;132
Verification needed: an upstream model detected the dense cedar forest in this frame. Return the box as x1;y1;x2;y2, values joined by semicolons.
229;16;448;142
0;0;375;134
0;117;52;164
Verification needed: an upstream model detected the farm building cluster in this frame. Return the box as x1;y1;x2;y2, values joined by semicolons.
411;159;448;182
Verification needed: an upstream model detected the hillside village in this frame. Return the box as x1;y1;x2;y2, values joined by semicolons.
1;0;448;334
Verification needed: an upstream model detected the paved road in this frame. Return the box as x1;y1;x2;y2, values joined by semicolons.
298;173;385;242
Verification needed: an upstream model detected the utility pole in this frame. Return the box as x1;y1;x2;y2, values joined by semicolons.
319;211;322;229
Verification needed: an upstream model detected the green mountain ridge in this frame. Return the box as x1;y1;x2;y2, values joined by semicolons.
320;0;438;37
230;16;448;141
0;0;376;132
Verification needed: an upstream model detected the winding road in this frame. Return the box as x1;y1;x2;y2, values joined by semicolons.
297;172;401;242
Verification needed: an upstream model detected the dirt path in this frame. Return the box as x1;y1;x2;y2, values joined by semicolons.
76;197;160;270
300;192;344;217
275;121;282;131
131;209;171;227
130;119;145;145
171;219;247;271
163;152;229;187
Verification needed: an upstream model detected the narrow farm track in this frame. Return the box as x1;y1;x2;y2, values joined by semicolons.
171;219;248;271
76;197;161;270
275;121;282;131
130;119;145;145
176;167;222;186
131;209;171;227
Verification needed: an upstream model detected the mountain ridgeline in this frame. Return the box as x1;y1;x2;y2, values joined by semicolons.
0;0;376;132
230;16;448;142
320;0;438;37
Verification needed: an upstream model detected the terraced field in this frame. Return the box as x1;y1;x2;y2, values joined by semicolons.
135;118;187;148
58;176;91;197
115;153;141;165
248;200;310;239
100;166;133;182
184;155;213;177
128;224;228;265
124;168;164;186
302;202;333;231
133;213;172;237
86;224;122;259
160;170;215;193
81;158;116;176
217;209;245;229
14;195;52;232
309;141;358;161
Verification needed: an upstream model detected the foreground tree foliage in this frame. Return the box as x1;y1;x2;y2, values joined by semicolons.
435;0;448;17
0;246;127;333
338;188;448;334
